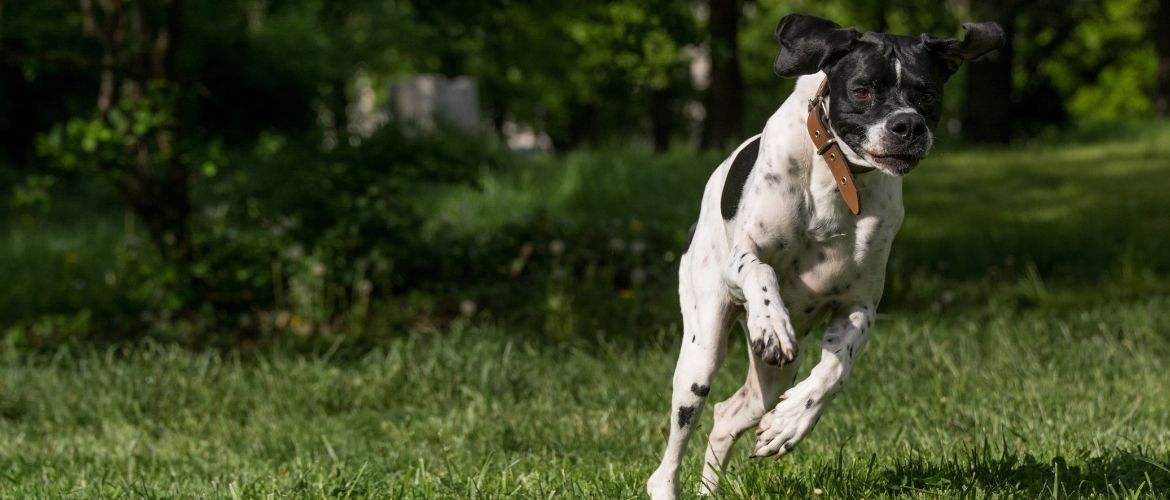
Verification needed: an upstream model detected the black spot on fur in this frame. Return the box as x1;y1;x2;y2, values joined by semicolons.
738;264;744;273
691;335;696;342
678;405;697;428
806;399;813;409
848;345;854;359
764;173;781;185
682;222;697;255
691;383;711;397
784;441;795;451
720;136;762;220
764;299;771;306
788;158;801;176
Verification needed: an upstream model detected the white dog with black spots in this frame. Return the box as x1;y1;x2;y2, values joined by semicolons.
646;14;1004;499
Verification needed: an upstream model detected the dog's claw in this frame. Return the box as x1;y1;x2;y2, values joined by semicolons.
747;304;798;367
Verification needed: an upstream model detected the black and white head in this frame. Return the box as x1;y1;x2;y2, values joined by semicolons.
774;14;1005;175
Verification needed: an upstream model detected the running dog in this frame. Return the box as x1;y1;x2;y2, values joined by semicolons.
646;14;1003;499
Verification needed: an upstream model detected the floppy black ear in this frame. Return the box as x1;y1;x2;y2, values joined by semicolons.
773;14;861;78
921;22;1006;73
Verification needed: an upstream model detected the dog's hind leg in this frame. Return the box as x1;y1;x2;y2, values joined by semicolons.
647;255;736;500
699;331;802;495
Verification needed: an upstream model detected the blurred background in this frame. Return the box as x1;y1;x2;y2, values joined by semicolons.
0;0;1167;349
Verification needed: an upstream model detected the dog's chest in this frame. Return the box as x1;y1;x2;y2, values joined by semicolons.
759;193;900;327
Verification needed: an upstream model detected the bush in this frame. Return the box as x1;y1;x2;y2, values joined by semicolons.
172;126;509;342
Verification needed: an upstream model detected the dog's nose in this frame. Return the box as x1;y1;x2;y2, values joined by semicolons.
885;113;927;139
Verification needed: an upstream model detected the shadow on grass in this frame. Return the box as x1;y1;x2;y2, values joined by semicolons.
884;447;1170;496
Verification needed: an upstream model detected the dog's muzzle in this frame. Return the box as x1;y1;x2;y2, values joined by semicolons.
864;112;932;175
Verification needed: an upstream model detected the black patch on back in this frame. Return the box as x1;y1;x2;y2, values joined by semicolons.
720;136;762;220
682;222;697;255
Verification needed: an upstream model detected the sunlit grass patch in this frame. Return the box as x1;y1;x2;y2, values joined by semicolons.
2;298;1168;497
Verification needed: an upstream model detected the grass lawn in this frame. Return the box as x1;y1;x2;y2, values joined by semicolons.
3;124;1170;497
2;305;1168;498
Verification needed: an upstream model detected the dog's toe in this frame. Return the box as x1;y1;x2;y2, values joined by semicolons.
750;337;766;357
752;421;797;458
761;335;781;365
759;334;798;366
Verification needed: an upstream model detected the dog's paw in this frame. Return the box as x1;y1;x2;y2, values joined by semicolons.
750;391;821;458
646;469;678;500
747;305;798;366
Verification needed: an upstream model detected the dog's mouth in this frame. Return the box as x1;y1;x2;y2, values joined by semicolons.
864;151;921;176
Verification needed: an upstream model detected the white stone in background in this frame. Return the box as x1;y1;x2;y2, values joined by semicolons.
684;44;712;91
348;69;389;139
501;120;554;153
389;74;482;134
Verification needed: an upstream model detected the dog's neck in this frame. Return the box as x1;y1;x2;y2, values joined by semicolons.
767;74;899;218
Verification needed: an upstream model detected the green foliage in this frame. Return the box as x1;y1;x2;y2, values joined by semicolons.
1059;0;1158;120
6;122;1170;346
10;175;56;212
414;122;1170;341
36;83;178;173
2;0;1168;345
177;126;504;340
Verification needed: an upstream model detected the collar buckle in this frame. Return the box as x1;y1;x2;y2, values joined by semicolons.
807;94;824;112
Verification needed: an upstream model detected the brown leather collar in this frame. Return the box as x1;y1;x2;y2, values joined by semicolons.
806;77;874;215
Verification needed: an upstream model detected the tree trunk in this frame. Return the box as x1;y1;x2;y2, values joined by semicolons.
869;0;889;33
962;10;1015;144
700;0;743;150
1156;0;1170;118
83;0;199;300
650;87;672;152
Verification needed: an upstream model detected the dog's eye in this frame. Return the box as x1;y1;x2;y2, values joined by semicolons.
850;88;872;100
918;92;938;105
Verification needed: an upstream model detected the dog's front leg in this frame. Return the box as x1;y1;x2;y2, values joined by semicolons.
724;236;798;366
751;302;874;457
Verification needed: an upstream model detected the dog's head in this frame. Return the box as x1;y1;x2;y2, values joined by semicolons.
774;14;1004;176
